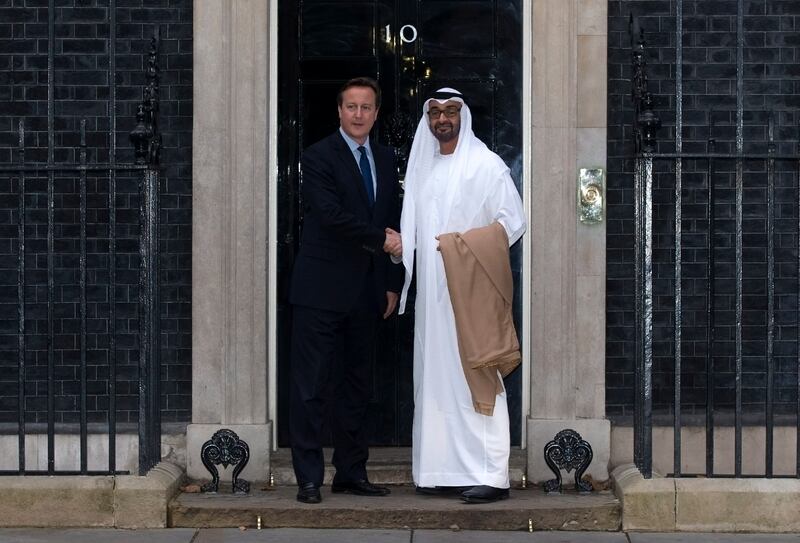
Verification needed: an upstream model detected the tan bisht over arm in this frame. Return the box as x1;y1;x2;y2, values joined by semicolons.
438;221;521;416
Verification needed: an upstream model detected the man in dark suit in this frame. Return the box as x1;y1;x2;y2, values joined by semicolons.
289;77;403;504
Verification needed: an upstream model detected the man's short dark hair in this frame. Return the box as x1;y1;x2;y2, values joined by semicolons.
337;77;381;109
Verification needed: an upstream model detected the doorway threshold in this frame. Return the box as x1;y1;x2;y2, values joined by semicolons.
269;447;527;486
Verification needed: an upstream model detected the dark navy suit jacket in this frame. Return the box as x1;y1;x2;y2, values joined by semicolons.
289;130;403;314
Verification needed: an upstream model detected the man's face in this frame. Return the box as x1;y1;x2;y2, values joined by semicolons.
338;86;379;144
427;99;461;144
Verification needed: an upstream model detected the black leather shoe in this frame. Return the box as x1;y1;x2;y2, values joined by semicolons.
415;485;471;496
296;482;322;504
461;485;509;504
331;479;390;496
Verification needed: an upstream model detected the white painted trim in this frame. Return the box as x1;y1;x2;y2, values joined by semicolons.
266;3;533;450
267;0;279;451
521;0;532;450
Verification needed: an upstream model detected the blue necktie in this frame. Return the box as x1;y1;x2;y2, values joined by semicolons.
358;146;375;205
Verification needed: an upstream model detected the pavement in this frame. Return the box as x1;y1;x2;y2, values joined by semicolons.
2;530;800;542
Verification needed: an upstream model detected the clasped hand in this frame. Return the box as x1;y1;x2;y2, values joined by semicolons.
383;227;402;258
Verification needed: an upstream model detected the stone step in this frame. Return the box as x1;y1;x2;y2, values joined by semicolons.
168;485;621;531
173;447;619;531
267;447;528;486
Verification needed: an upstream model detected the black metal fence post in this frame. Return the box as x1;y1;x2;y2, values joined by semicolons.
108;0;119;476
797;120;800;478
638;153;654;480
131;34;162;476
17;121;26;475
630;15;659;479
79;120;88;475
766;114;776;477
705;114;716;478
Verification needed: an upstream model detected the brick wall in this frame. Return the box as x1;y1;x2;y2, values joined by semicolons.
607;0;800;421
0;0;192;425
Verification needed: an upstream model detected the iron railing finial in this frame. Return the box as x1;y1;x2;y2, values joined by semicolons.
629;15;661;154
130;32;161;166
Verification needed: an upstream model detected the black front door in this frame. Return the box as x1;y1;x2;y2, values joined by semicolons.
277;0;523;447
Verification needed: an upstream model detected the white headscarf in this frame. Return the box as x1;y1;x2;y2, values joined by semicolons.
398;87;509;313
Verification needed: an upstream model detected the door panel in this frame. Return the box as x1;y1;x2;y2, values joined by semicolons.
419;2;496;58
301;3;377;58
278;0;522;447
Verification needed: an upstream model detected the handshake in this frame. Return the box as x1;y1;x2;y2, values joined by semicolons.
383;227;402;258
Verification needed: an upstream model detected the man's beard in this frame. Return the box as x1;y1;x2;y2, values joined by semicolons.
430;121;460;143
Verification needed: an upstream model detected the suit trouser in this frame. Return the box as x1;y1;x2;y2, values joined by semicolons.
289;295;377;487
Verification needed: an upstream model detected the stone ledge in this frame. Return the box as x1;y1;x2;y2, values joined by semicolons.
0;474;115;527
611;464;675;532
0;461;184;528
612;463;800;533
115;461;186;528
675;477;800;532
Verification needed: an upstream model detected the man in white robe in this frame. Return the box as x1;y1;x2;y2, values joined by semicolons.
397;88;526;503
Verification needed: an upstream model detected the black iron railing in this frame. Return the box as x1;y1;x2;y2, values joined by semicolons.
0;12;162;476
630;13;800;479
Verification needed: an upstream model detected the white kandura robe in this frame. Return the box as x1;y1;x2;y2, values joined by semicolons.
410;152;526;489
